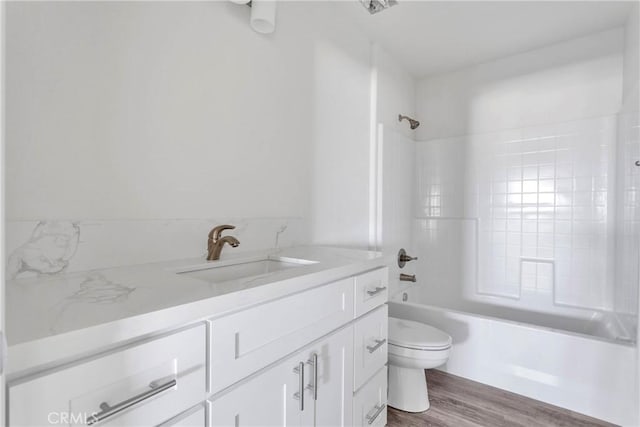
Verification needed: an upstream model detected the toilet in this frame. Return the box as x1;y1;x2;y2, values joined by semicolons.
387;317;452;413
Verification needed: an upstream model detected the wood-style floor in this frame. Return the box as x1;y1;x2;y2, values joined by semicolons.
387;370;616;427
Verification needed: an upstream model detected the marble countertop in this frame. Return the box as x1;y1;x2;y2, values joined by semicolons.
6;245;390;377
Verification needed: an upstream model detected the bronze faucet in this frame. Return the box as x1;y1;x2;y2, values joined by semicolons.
207;225;240;261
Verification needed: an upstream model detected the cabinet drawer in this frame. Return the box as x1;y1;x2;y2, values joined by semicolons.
353;305;388;391
9;324;206;427
209;278;354;394
353;367;387;427
354;268;388;317
159;404;206;427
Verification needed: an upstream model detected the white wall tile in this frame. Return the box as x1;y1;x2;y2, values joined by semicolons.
414;116;622;314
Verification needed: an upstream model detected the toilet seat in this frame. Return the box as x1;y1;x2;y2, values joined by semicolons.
389;317;452;351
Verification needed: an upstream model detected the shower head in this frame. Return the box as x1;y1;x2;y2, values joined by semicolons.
360;0;398;14
399;114;420;130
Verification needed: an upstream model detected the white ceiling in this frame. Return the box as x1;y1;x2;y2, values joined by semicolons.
340;1;635;77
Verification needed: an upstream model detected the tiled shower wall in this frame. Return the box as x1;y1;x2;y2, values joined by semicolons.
415;115;629;315
615;107;640;316
411;27;635;320
616;4;640;320
469;116;616;310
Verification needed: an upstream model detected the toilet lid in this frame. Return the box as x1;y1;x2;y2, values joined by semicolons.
389;317;452;350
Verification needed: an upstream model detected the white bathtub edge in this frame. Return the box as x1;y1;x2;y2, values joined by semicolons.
389;300;639;426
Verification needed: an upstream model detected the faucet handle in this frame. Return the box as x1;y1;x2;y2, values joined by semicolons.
397;248;418;268
210;224;236;241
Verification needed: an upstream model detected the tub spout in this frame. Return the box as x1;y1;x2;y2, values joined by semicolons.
400;274;416;282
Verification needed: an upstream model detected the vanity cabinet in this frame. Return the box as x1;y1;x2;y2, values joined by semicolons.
7;265;389;427
209;325;353;427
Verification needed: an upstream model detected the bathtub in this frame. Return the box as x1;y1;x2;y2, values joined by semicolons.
389;289;638;426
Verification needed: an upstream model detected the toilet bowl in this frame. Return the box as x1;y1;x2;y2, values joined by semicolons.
387;317;452;413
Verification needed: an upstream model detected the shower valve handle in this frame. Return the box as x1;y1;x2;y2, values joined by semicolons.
397;248;418;268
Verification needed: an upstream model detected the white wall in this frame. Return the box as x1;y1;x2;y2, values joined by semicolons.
374;44;416;294
380;126;415;297
416;28;624;141
5;1;414;276
310;41;416;250
375;45;416;140
0;0;5;418
307;9;371;248
622;4;639;111
6;1;317;221
5;1;323;275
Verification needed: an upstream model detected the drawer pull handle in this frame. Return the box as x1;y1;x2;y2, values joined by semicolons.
307;353;318;401
366;403;386;424
366;338;387;354
293;361;305;411
366;286;387;296
87;378;176;425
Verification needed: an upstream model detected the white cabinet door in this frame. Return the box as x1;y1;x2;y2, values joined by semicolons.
209;326;354;427
298;326;353;427
208;351;304;427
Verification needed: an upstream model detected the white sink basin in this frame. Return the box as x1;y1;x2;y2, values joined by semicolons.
174;256;317;284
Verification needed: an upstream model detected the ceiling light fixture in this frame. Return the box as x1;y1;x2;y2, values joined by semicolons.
229;0;277;35
360;0;398;15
